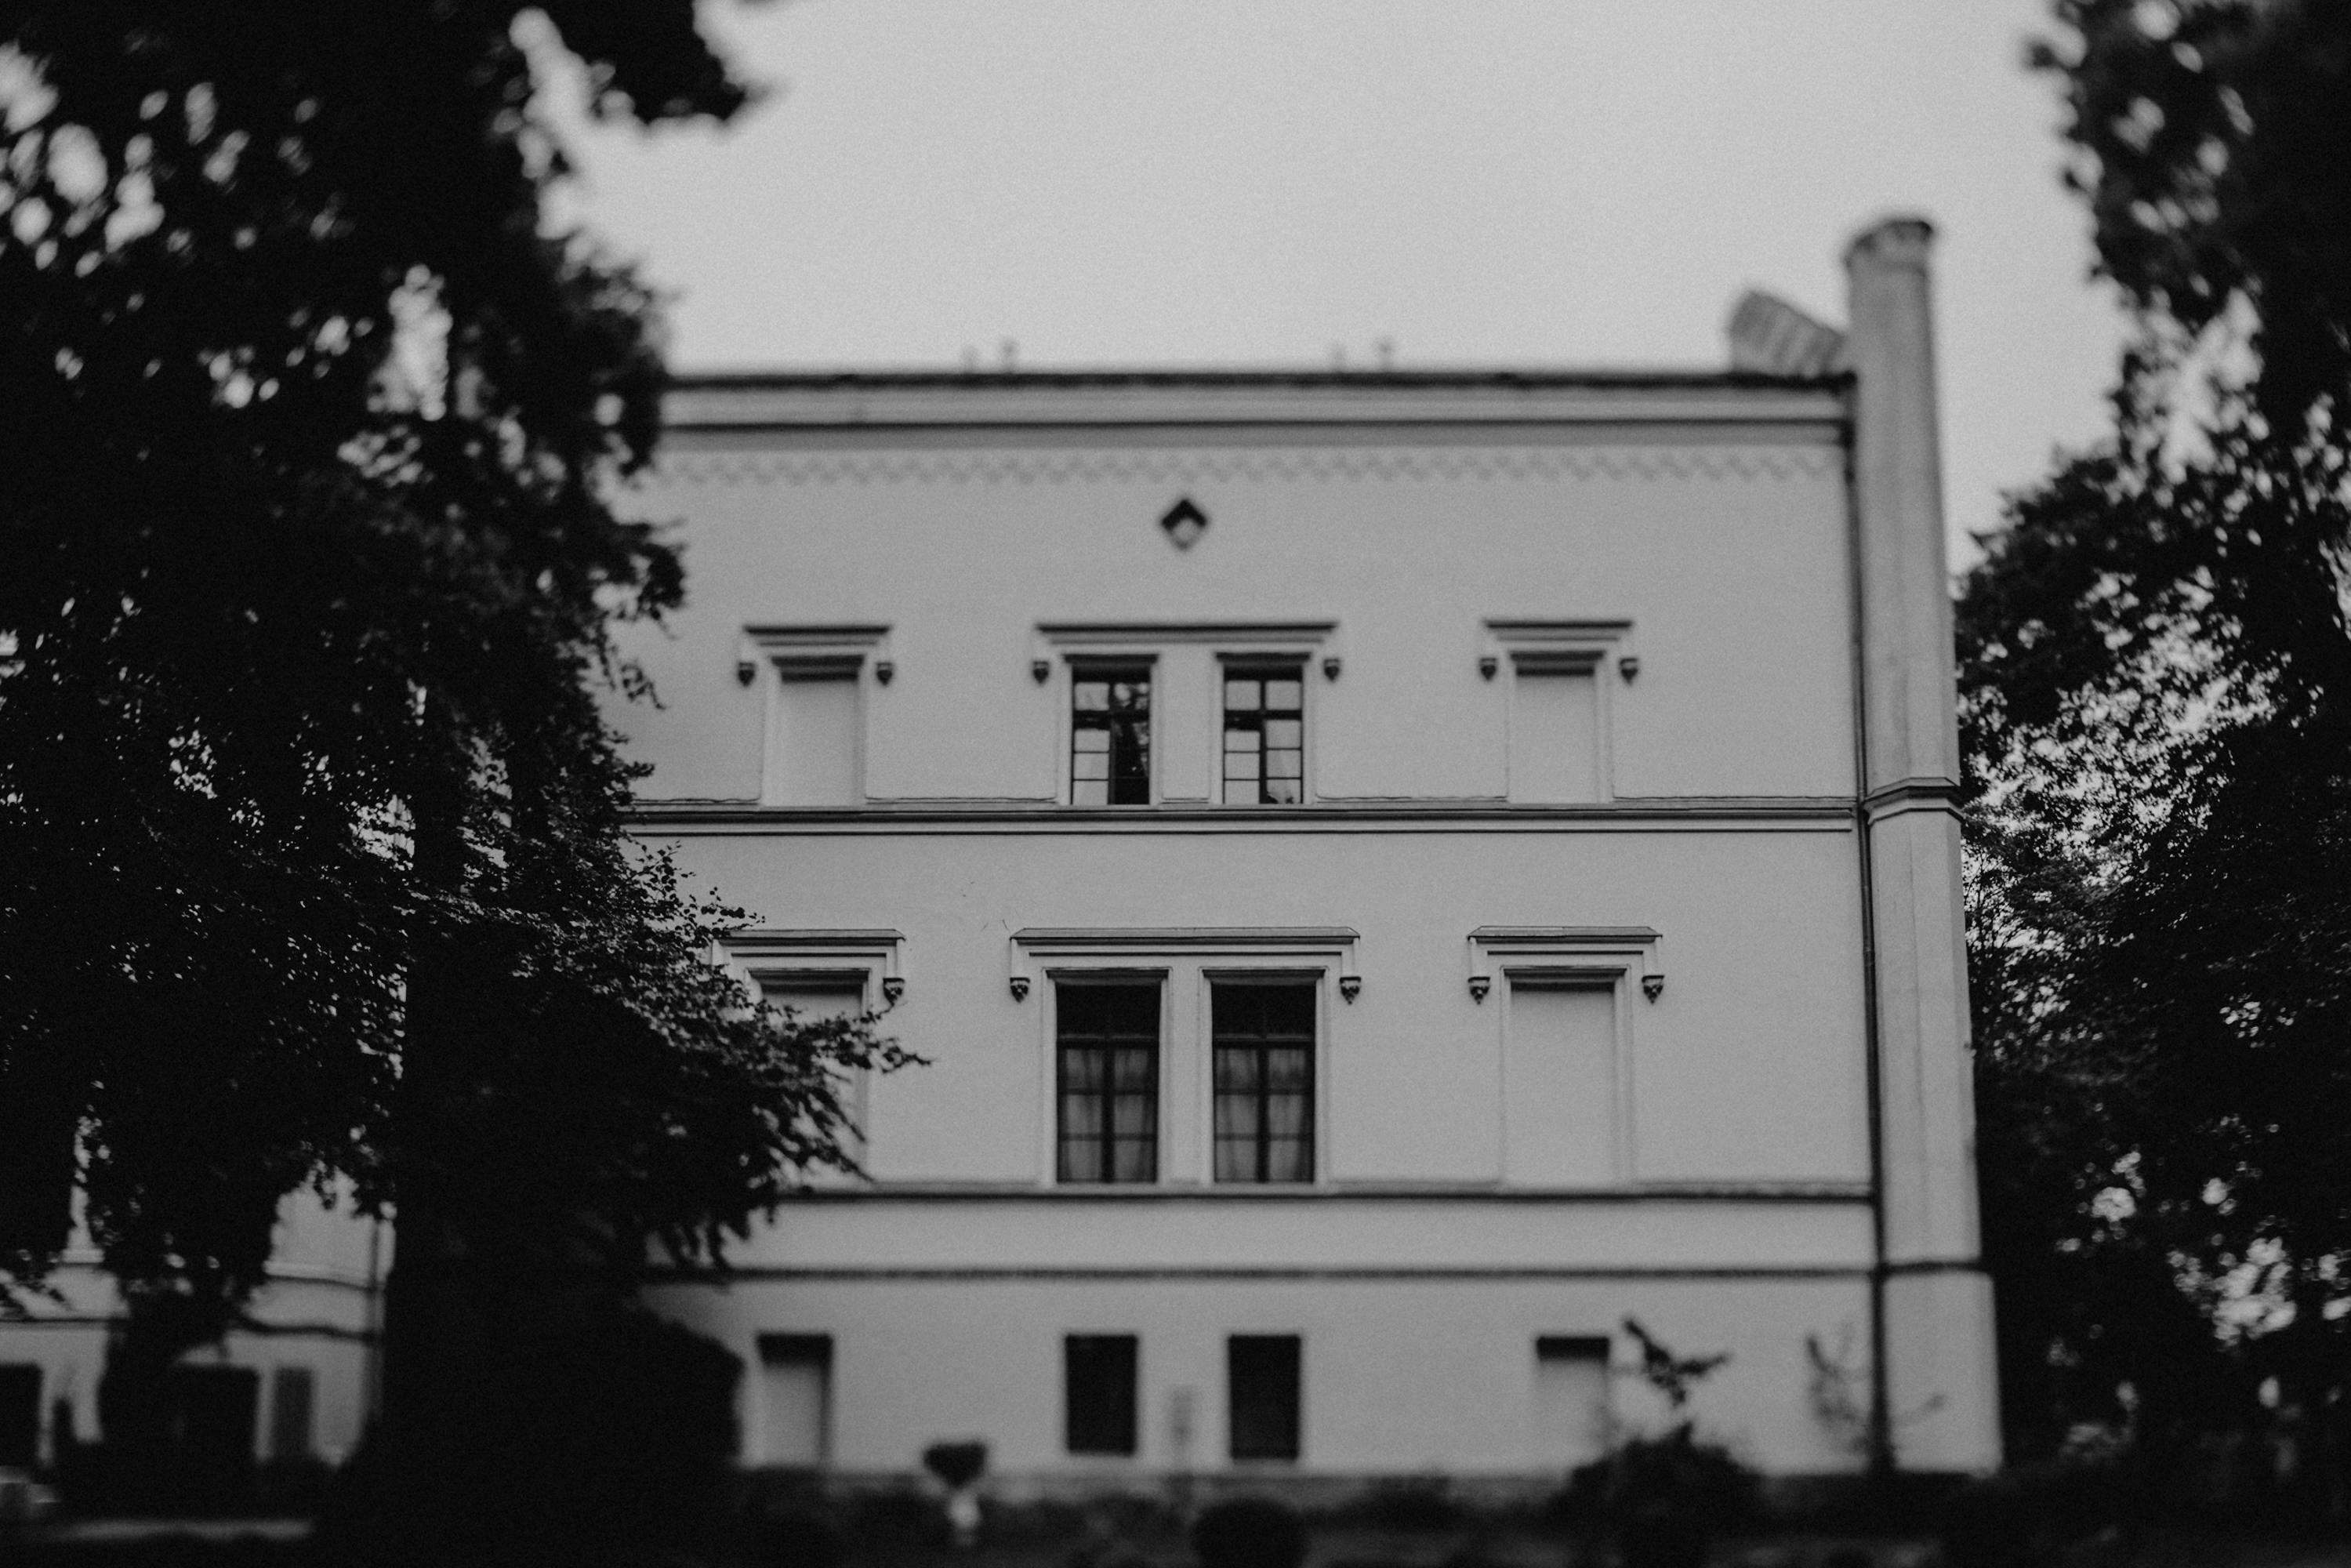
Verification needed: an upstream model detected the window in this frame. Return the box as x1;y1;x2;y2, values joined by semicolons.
1056;982;1160;1183
1504;980;1620;1185
267;1366;315;1463
764;975;872;1161
765;662;862;806
0;1364;37;1469
1212;982;1315;1183
1533;1336;1612;1466
1221;666;1304;804
756;1334;833;1466
1227;1335;1301;1461
1509;660;1600;804
1071;663;1152;805
1064;1334;1139;1456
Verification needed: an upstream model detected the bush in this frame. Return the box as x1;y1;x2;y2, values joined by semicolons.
746;1504;843;1568
1354;1475;1466;1530
314;1301;742;1566
1618;1501;1710;1568
841;1489;952;1555
1938;1474;2034;1568
1563;1426;1758;1530
1191;1497;1308;1568
921;1439;988;1490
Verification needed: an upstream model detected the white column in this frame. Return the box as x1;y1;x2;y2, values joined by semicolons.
1845;215;2002;1472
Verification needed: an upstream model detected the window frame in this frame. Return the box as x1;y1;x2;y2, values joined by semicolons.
1012;931;1355;1186
1065;656;1157;808
742;624;889;808
1050;974;1167;1186
1218;659;1311;806
1483;619;1632;807
1207;977;1320;1185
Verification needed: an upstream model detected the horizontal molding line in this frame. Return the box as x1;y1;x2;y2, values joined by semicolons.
767;1182;1871;1203
655;443;1847;488
629;800;1858;834
645;1264;1874;1284
1881;1256;1990;1278
39;1258;383;1296
1;1314;376;1342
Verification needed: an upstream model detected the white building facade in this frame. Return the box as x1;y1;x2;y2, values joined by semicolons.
0;217;1997;1494
624;217;1999;1489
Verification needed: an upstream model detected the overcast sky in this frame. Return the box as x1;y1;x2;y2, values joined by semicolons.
546;0;2132;564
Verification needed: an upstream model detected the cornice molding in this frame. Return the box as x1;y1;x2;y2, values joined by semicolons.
748;1179;1873;1203
652;442;1843;488
660;373;1849;436
628;797;1857;835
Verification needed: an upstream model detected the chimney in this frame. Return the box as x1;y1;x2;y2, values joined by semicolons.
1725;289;1846;376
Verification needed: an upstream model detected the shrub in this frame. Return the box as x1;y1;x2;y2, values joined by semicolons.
1937;1474;2034;1568
1191;1496;1308;1568
921;1439;989;1490
1355;1474;1466;1530
1565;1426;1759;1529
843;1488;952;1555
746;1504;844;1568
1618;1500;1710;1568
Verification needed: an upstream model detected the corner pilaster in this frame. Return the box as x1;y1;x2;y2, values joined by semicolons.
1845;215;2001;1472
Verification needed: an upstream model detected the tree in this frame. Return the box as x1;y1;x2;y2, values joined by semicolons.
0;1;905;1537
1959;0;2351;1508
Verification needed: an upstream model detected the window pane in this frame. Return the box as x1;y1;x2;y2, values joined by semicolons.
1061;1139;1103;1184
1062;1094;1102;1138
1265;680;1303;710
1265;778;1302;804
1072;752;1110;781
1112;1137;1156;1182
1224;729;1261;753
1224;680;1259;711
1214;1049;1261;1092
1215;1093;1259;1139
1073;730;1111;753
1264;718;1302;749
1267;1048;1311;1091
1074;681;1109;711
1073;779;1108;805
1225;753;1261;782
1266;752;1301;779
1265;1138;1310;1184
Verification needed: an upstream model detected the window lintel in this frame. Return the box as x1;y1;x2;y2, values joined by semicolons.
1467;924;1663;1004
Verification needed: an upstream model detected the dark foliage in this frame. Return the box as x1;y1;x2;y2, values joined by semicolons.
0;0;911;1541
920;1439;989;1490
1191;1497;1309;1568
745;1505;844;1568
2036;0;2351;418
316;1303;742;1566
1560;1426;1759;1531
1961;0;2351;1515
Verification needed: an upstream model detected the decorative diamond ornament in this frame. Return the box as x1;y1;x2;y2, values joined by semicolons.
1159;497;1208;550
